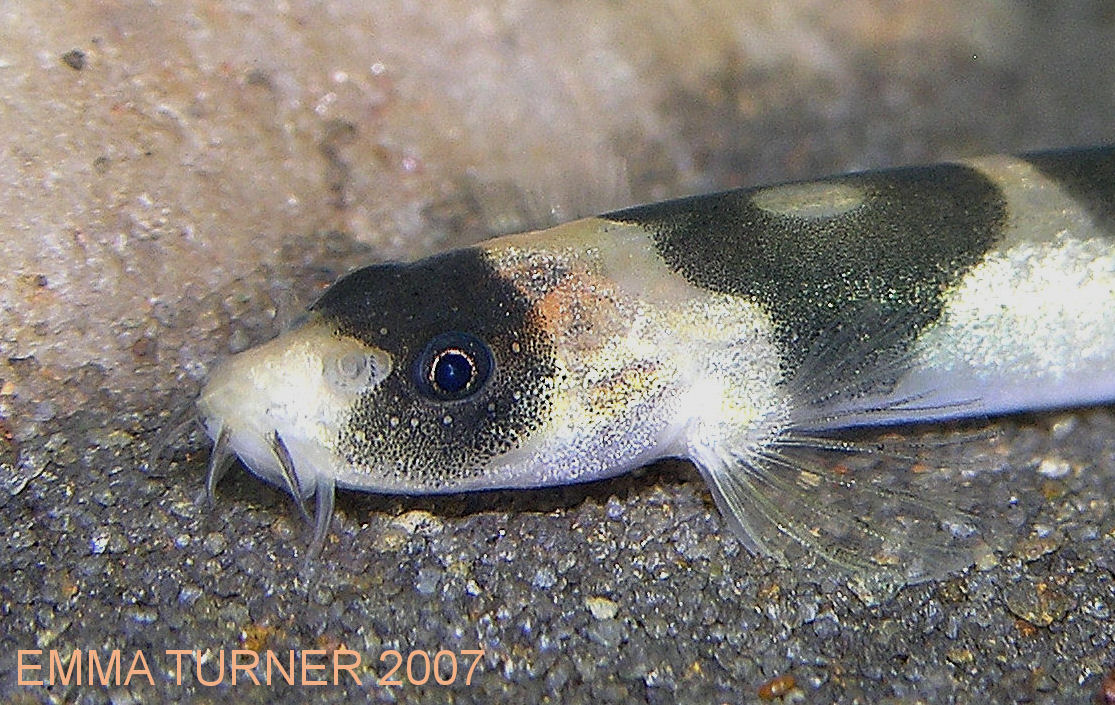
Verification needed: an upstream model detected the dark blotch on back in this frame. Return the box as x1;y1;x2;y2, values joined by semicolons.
1026;146;1115;235
311;249;556;490
606;164;1006;371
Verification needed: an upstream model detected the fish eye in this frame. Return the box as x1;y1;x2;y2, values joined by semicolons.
414;331;493;401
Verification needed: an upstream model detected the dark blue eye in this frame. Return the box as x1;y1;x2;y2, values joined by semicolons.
414;331;493;400
432;350;473;393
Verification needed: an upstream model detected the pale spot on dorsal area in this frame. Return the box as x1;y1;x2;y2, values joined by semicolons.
751;181;866;219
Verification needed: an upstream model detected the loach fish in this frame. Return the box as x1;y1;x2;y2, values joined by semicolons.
197;147;1115;583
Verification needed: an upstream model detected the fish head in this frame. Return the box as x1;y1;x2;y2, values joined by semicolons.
197;225;701;496
196;312;393;497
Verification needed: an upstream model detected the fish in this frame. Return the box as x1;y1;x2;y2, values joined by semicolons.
196;146;1115;584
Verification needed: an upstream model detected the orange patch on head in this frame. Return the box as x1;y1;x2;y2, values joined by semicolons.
533;269;623;351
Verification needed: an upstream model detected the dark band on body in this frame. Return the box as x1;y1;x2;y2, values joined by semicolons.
606;164;1007;373
311;250;556;490
1025;146;1115;236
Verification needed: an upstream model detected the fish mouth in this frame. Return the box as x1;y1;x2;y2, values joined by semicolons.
194;316;395;563
203;422;336;564
151;404;337;557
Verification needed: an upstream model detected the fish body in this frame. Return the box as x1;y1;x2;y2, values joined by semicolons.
198;147;1115;579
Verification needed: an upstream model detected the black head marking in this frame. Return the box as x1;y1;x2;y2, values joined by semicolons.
606;164;1007;373
310;249;556;489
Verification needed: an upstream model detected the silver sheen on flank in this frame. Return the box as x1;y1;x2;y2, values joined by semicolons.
197;147;1115;582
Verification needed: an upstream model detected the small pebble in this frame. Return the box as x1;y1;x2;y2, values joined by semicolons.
1037;457;1071;479
532;567;556;590
585;596;618;620
61;49;86;70
415;567;442;595
202;532;228;556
